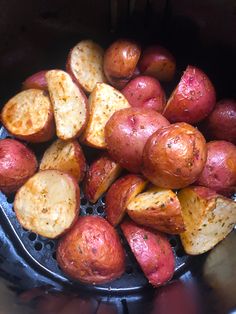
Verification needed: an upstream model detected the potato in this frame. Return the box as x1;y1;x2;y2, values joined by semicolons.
178;186;236;255
22;70;48;90
203;99;236;144
66;40;106;93
57;216;125;284
14;170;80;238
163;66;216;124
196;141;236;195
103;39;141;89
138;45;176;82
121;219;175;287
1;89;55;143
0;139;37;194
46;70;88;140
121;75;166;112
127;186;185;234
105;107;170;173
81;83;130;149
39;139;86;182
105;174;147;226
83;153;122;203
142;122;207;189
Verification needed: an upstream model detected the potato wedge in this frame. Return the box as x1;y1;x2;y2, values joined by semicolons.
46;70;88;140
105;174;147;226
127;186;185;234
1;89;55;143
81;83;130;149
40;139;86;182
178;186;236;255
14;170;80;238
83;153;122;203
67;40;106;93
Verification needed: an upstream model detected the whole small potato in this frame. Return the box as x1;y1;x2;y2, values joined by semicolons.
57;216;125;284
22;70;48;90
103;39;141;89
163;66;216;124
196;141;236;195
105;107;170;173
138;45;176;82
121;75;166;112
0;139;37;194
204;99;236;144
142;123;207;189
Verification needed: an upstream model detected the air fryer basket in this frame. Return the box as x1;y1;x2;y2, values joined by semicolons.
0;0;236;313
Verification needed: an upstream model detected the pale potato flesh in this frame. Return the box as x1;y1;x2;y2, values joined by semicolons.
14;170;79;238
82;83;130;148
1;89;51;136
68;40;106;93
46;70;87;140
179;188;236;255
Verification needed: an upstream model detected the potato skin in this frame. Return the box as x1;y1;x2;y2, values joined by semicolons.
105;107;170;173
121;219;175;287
105;174;147;226
142;122;207;189
163;66;216;124
22;70;48;90
138;46;176;82
121;75;166;112
57;216;125;284
0;139;38;194
196;141;236;195
103;39;141;89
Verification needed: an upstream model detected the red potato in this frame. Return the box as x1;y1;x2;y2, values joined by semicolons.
0;139;37;194
103;39;141;89
105;107;170;173
14;170;80;239
39;139;86;182
22;70;48;90
121;219;175;287
163;66;216;124
138;45;176;82
1;89;55;143
83;153;122;203
67;40;106;93
203;99;236;144
105;174;147;226
121;75;166;112
142;122;207;189
196;141;236;195
57;216;125;284
46;70;88;140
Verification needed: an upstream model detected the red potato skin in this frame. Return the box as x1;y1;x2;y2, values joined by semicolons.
138;46;176;82
196;141;236;195
22;71;48;90
142;123;207;189
105;107;170;173
0;139;38;194
190;186;218;200
57;216;125;284
121;219;175;287
121;75;166;112
103;39;141;89
163;66;216;124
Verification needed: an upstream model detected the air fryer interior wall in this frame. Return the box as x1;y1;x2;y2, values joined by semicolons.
0;1;235;313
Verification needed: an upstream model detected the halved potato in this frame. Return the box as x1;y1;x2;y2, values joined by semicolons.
46;70;88;140
67;40;106;93
81;83;130;149
127;186;185;234
14;170;80;238
178;186;236;255
39;139;86;182
83;153;122;203
1;89;55;143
